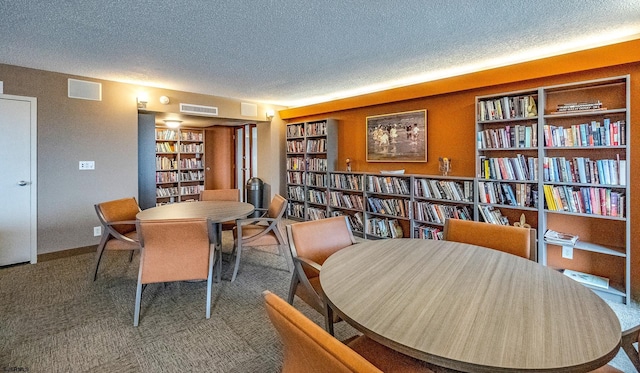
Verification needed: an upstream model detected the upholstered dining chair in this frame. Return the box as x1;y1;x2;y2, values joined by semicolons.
443;218;533;260
232;194;290;282
286;215;357;333
263;290;434;373
200;189;241;231
93;197;141;281
134;218;217;326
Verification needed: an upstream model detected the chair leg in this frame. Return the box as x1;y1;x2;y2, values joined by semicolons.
278;244;293;273
287;271;299;304
134;280;143;326
206;243;215;319
231;241;243;282
92;234;109;281
128;250;135;262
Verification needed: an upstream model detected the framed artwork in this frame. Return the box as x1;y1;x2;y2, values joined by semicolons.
366;109;427;162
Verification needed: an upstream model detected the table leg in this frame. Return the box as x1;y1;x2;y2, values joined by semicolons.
324;299;335;336
208;222;223;283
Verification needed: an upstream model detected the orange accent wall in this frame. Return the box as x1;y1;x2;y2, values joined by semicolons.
281;39;640;300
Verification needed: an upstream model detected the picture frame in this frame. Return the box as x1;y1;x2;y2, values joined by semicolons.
366;109;427;162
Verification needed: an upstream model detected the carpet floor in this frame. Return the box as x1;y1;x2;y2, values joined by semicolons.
1;230;638;372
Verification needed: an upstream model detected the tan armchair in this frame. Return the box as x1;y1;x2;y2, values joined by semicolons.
443;218;533;259
93;197;141;281
231;194;290;282
200;189;240;231
134;218;217;326
286;216;357;334
263;290;433;373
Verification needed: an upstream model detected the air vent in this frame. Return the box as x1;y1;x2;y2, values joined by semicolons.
68;79;102;101
180;103;218;116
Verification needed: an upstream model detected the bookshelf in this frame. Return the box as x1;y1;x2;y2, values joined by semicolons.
476;75;630;304
285;119;337;220
154;127;205;205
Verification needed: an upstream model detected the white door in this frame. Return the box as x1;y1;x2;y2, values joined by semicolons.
0;95;37;266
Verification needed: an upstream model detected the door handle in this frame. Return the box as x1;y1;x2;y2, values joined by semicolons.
18;181;30;186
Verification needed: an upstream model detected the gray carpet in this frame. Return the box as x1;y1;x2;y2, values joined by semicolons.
1;230;638;372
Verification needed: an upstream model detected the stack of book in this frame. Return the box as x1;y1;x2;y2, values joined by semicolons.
544;229;578;246
553;101;605;114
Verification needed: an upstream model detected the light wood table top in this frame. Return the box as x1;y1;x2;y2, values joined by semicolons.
320;239;621;373
136;201;254;223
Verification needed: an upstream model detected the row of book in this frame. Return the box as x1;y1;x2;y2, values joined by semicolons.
156;142;176;153
306;173;327;187
413;202;472;225
156;171;178;183
366;175;410;195
287;202;305;219
330;174;363;191
330;211;364;232
329;191;365;210
179;143;203;153
307;189;327;205
307;207;327;220
366;197;410;218
414;179;473;202
180;132;203;141
155;129;178;141
286;139;305;153
306;121;328;136
156;186;179;197
156;156;177;170
287;186;305;201
414;225;444;240
180;170;204;182
306;139;327;153
543;119;626;148
477;95;537;121
179;158;203;169
286;157;305;171
477;124;538;149
308;158;327;172
180;185;204;195
543;185;625;217
479;155;537;181
478;205;510;225
286;124;305;138
543;156;626;186
366;218;403;238
478;181;538;208
286;171;304;185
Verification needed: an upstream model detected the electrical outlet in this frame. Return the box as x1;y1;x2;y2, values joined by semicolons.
93;226;102;237
79;161;95;170
561;245;573;259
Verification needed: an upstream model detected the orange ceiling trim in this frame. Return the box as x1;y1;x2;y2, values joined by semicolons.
280;38;640;120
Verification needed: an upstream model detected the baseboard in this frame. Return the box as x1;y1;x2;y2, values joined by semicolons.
38;245;97;262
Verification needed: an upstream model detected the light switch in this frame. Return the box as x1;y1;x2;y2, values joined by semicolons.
79;161;95;170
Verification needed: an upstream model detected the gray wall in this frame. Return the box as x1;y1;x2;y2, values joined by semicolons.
0;63;285;254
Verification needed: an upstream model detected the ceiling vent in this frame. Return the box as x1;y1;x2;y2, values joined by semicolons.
180;103;218;117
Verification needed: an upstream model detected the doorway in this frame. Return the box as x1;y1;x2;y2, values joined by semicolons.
235;124;257;202
0;94;37;266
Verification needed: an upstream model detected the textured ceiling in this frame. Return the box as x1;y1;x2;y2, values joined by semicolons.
1;1;640;107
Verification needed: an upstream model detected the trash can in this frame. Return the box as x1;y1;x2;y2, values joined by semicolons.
246;177;264;217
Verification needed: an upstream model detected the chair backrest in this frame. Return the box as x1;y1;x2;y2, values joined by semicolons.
443;218;531;259
288;216;357;279
136;218;210;284
263;290;383;373
267;194;288;219
200;189;240;202
95;197;140;235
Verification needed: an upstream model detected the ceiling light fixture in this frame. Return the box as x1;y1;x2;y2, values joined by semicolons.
164;120;182;128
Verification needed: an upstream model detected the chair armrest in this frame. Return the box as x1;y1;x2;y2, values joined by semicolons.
296;256;322;274
621;324;640;371
106;219;137;226
236;217;277;226
104;220;139;242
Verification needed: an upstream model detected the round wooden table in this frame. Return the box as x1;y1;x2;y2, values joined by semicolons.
137;201;255;281
320;239;621;373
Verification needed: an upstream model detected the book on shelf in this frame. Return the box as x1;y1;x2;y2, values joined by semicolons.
544;229;578;246
562;269;609;289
